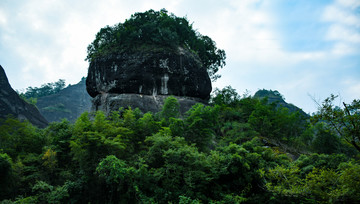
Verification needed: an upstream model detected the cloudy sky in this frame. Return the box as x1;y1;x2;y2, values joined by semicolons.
0;0;359;113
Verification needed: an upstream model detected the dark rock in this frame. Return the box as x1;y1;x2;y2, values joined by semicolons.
86;47;212;100
0;65;48;128
91;93;206;115
36;78;92;123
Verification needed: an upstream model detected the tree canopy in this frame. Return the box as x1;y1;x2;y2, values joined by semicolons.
86;9;226;80
313;94;360;152
19;79;66;100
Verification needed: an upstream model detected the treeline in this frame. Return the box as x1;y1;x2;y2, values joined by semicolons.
17;79;66;105
0;87;359;203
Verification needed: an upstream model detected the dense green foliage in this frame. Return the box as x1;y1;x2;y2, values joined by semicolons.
312;94;360;152
86;9;226;80
0;87;359;203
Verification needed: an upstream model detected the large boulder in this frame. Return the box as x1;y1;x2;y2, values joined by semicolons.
0;65;48;128
86;47;212;100
91;93;206;115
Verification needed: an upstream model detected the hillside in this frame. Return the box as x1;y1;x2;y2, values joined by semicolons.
36;78;92;123
0;65;48;128
253;89;308;117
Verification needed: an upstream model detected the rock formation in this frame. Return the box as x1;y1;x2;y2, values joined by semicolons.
253;89;309;118
36;78;92;122
86;47;211;114
0;65;48;128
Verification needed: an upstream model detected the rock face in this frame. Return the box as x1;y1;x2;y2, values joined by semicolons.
86;47;211;114
36;78;92;122
0;65;48;128
92;93;206;116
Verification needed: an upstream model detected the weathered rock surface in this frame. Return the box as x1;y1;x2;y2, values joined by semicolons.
92;93;206;115
0;65;48;128
36;78;92;122
86;47;212;100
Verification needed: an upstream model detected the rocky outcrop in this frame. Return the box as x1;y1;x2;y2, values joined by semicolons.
253;89;309;118
36;78;92;122
0;65;48;128
87;47;211;99
92;93;206;115
86;47;211;114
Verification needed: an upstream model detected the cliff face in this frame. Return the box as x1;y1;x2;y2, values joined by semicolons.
87;47;211;99
92;93;206;116
0;65;48;128
36;78;92;123
86;47;211;114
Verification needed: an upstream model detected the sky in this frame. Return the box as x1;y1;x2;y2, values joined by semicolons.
0;0;359;114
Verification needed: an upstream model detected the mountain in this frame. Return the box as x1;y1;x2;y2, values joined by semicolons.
36;78;92;122
0;65;48;128
253;89;309;117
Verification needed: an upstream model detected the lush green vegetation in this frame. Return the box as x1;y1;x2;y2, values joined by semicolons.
86;9;226;81
312;94;360;152
1;87;359;203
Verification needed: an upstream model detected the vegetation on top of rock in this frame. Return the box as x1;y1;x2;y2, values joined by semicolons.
254;89;285;101
35;77;91;123
85;9;226;80
253;89;308;117
19;79;66;101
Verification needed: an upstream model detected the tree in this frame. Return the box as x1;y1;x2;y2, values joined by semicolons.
313;95;360;152
21;79;66;99
96;155;133;203
86;9;226;80
310;123;342;154
183;104;219;151
248;98;308;145
265;154;360;203
210;86;241;107
160;96;180;125
0;153;17;200
0;116;44;159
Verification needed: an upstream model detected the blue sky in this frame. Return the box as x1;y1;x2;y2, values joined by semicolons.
0;0;359;113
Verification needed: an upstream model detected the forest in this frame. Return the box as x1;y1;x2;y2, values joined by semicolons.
1;87;359;203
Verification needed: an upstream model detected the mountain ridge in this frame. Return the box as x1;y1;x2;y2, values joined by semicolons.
0;65;48;128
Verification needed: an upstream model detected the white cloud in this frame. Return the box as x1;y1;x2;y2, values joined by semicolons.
336;0;360;9
322;0;360;56
323;4;360;27
331;42;358;55
342;78;360;97
208;1;283;63
326;24;360;43
0;9;7;27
